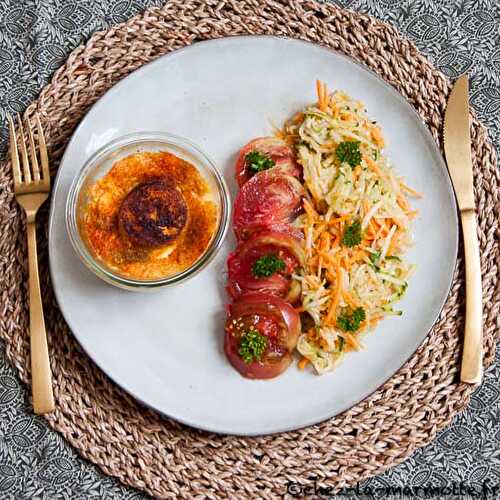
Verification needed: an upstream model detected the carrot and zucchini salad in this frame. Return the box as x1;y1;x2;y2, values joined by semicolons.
281;81;423;374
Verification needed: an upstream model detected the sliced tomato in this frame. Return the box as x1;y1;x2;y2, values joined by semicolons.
225;293;301;379
233;171;304;241
235;137;301;187
231;293;301;344
227;231;305;302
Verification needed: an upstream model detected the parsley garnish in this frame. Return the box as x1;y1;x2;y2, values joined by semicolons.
239;328;268;363
386;255;402;262
251;254;285;278
335;141;361;169
342;219;362;247
337;307;366;333
245;151;275;173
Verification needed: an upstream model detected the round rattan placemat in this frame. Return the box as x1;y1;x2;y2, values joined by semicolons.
1;1;499;498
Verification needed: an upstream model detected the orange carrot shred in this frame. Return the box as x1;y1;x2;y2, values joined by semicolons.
298;357;310;370
325;262;342;325
401;182;423;198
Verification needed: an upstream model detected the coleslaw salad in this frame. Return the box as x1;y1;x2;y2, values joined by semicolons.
280;81;422;374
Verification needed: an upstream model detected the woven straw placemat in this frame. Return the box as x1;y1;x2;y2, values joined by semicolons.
1;1;499;498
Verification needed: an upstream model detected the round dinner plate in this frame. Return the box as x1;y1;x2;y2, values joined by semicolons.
49;36;458;435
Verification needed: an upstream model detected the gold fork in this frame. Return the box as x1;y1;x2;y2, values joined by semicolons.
7;113;55;414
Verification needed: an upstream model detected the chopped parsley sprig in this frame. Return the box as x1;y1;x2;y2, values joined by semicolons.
335;140;361;169
239;328;268;363
252;254;285;278
342;219;363;247
337;307;366;333
245;151;275;173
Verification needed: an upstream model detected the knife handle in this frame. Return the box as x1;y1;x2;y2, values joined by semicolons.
460;209;483;384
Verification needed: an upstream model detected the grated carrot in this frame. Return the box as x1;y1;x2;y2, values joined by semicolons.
369;315;383;328
391;217;405;228
329;94;338;117
363;199;370;216
329;214;349;226
343;332;362;351
298;357;310;370
371;126;385;148
364;155;384;178
303;199;318;223
319;249;333;261
368;219;378;236
322;81;328;111
316;79;329;112
401;182;423;198
325;262;342;325
316;79;323;107
320;232;331;251
397;193;410;211
350;249;367;263
292;111;305;124
342;289;358;308
387;228;399;255
373;218;389;238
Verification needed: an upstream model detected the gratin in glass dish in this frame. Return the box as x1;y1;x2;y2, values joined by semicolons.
66;132;230;291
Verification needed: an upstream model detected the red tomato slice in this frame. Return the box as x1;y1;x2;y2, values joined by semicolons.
233;171;304;241
230;292;301;345
227;231;305;302
225;293;301;379
235;137;301;187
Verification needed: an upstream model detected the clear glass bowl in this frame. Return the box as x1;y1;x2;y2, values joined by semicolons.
66;132;230;291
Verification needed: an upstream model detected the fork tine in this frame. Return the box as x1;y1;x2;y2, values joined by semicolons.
35;114;50;184
26;116;40;182
7;114;22;187
16;113;31;184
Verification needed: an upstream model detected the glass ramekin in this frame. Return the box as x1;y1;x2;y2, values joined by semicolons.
66;132;230;291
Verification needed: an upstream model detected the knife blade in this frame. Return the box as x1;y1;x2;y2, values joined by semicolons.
443;74;475;211
443;74;483;384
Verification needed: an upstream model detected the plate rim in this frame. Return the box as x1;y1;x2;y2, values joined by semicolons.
48;35;459;436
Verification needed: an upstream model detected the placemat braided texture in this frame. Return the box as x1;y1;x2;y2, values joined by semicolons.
0;1;499;498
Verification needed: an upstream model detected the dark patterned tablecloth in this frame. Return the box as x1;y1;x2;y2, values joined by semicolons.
0;1;499;498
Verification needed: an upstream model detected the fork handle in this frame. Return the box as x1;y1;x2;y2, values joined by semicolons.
460;210;483;384
27;222;55;414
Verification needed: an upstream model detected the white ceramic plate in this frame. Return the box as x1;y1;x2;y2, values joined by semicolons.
49;36;458;435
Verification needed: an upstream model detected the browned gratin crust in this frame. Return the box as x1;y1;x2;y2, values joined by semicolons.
80;151;218;280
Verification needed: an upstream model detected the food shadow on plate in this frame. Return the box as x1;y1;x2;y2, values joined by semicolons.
212;309;228;357
211;254;231;357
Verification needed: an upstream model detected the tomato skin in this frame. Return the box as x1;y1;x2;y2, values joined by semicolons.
224;293;301;379
226;231;305;302
233;171;304;241
227;250;289;299
235;137;301;187
230;293;301;348
236;222;304;242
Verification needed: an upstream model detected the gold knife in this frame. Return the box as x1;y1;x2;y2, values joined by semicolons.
443;74;483;384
